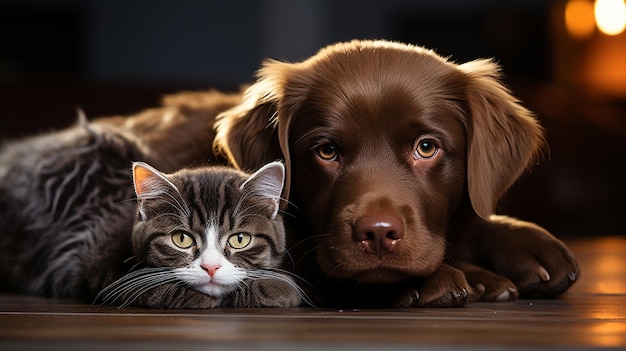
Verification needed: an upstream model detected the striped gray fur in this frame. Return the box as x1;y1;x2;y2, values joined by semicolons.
0;117;304;308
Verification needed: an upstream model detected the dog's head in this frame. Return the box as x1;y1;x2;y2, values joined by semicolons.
215;40;546;283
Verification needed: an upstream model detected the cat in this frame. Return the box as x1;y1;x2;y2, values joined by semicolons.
0;115;304;308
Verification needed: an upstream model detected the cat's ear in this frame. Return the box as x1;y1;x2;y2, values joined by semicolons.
132;162;179;220
240;161;285;219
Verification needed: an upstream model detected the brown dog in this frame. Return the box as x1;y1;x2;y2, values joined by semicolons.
114;40;579;307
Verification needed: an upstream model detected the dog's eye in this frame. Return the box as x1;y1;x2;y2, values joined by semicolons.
414;140;438;159
316;143;338;161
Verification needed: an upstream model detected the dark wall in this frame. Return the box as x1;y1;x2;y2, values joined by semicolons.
1;0;624;237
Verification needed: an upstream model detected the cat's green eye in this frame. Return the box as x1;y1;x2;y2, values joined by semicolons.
227;233;252;249
171;231;195;249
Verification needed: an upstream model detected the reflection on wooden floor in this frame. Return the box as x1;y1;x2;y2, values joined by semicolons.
1;236;625;350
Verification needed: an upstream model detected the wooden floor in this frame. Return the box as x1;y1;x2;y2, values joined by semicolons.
1;236;625;351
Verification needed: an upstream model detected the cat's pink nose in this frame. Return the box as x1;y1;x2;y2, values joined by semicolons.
201;264;221;277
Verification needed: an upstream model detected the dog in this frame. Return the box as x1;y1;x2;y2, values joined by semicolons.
116;40;580;307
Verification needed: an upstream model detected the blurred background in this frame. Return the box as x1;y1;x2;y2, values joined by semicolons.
0;0;624;238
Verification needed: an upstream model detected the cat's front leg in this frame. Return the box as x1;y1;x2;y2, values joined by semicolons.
230;274;303;307
128;284;224;309
395;263;473;308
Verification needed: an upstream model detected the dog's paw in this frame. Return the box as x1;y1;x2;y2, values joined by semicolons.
397;264;471;307
510;239;580;298
456;261;518;302
488;216;580;298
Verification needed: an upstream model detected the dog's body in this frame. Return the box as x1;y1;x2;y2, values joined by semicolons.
108;40;579;307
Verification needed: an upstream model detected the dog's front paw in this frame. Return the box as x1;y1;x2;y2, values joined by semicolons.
456;261;518;302
397;264;471;307
511;239;580;298
487;216;580;298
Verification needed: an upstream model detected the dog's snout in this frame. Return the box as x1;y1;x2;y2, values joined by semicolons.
353;214;404;256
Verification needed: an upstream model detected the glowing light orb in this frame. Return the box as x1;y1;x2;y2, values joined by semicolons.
595;0;626;35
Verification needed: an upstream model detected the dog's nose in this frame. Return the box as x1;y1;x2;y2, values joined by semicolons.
353;214;404;256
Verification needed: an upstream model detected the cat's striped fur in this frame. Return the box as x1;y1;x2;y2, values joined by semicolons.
0;116;303;308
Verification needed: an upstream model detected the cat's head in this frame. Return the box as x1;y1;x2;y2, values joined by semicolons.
131;161;286;297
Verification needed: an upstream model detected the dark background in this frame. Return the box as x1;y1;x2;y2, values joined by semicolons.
1;0;624;238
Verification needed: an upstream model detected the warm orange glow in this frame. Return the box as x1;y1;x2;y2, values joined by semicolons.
590;322;626;347
566;0;596;38
590;254;626;293
584;37;626;97
595;0;626;35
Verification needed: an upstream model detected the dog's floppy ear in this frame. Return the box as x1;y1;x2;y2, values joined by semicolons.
214;60;297;210
213;82;281;171
459;59;547;219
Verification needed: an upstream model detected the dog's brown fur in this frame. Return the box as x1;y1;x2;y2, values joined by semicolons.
105;40;579;307
97;90;241;172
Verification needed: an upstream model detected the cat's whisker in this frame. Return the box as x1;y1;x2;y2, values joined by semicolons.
147;211;187;223
98;273;167;304
160;280;190;308
113;280;177;308
165;188;192;218
290;239;326;279
233;279;251;300
235;172;289;218
277;208;296;219
137;189;191;219
236;202;270;219
288;233;329;253
96;268;180;308
118;276;181;308
116;197;140;206
289;234;329;267
123;256;137;265
232;191;247;218
258;267;309;283
299;244;321;263
237;211;273;223
281;247;297;270
279;196;297;210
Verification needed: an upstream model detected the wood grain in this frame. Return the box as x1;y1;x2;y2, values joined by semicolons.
1;236;625;350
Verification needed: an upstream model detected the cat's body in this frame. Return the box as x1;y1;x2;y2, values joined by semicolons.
0;118;302;308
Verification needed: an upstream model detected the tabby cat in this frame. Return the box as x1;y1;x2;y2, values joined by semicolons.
0;116;303;308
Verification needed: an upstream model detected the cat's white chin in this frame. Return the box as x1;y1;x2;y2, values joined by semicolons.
175;265;246;297
195;282;237;297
